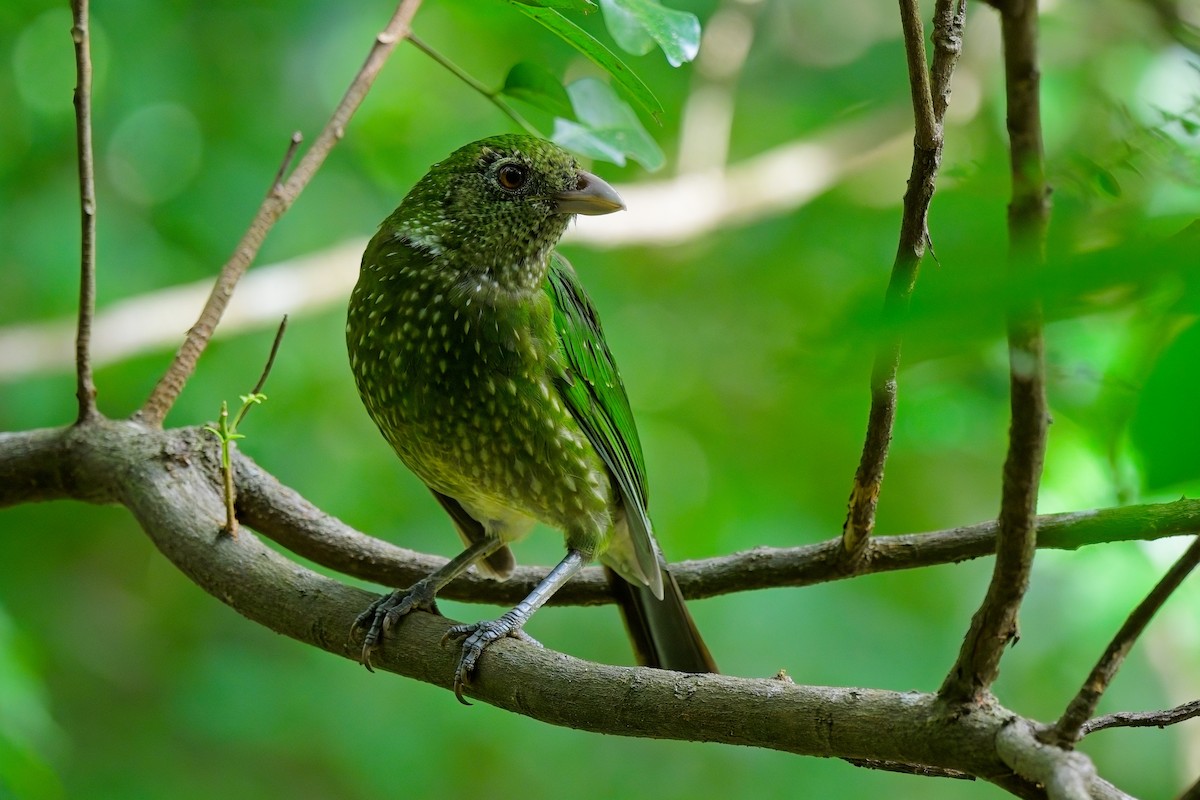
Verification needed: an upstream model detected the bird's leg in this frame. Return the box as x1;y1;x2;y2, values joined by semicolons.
353;536;506;672
444;548;587;703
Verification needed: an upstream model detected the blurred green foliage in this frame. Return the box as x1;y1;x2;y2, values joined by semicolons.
2;0;1200;798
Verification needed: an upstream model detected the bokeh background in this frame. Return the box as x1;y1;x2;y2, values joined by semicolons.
3;0;1199;797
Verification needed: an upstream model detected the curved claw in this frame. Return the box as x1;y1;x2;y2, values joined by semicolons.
350;581;440;671
442;612;543;704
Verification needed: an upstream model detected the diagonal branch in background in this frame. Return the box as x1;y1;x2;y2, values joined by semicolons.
1044;537;1200;748
841;0;966;560
135;0;425;428
940;0;1051;704
70;0;98;423
0;117;914;385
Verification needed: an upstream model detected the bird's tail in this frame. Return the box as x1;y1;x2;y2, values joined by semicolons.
607;566;718;674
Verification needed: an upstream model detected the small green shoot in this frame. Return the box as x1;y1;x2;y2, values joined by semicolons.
204;316;288;537
205;393;268;537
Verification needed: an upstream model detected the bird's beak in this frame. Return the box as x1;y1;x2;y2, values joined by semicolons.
553;170;626;216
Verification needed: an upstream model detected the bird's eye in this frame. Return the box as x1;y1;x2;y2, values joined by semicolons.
496;163;529;192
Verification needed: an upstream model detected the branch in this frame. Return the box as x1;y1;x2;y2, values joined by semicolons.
0;117;920;385
4;422;1197;605
1079;699;1200;737
841;0;965;558
226;445;1200;606
1044;537;1200;747
996;719;1134;800
135;0;425;427
0;423;1123;795
930;0;967;122
70;0;98;423
941;0;1050;704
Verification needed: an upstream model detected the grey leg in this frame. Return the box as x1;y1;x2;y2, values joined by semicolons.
444;548;587;703
354;536;507;671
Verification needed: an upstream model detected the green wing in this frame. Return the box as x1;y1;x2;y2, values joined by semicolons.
546;253;662;598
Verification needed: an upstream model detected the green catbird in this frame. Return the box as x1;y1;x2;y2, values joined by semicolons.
346;135;716;697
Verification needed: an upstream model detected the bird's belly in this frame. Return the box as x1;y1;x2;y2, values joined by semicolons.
359;338;613;538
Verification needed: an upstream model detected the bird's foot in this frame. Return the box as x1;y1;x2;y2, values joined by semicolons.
351;580;440;672
443;611;543;704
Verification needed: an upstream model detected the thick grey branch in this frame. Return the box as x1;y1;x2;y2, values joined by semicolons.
4;425;1197;610
996;720;1132;800
0;421;1119;794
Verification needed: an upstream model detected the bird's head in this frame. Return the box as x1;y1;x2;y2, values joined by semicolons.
390;135;624;290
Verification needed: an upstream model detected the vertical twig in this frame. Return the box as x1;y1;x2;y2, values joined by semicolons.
940;0;1051;703
70;0;99;423
1043;537;1200;748
841;0;966;559
208;316;288;537
237;315;288;426
137;0;425;428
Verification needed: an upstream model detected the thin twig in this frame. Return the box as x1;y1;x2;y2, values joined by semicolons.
931;0;968;120
272;132;304;195
228;444;1200;606
901;0;938;150
841;0;965;559
136;0;425;427
1044;538;1200;747
408;35;540;137
844;758;975;780
940;0;1050;703
235;315;288;428
211;316;289;536
70;0;99;423
1079;699;1200;737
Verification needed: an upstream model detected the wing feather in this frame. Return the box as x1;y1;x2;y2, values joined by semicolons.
545;253;662;598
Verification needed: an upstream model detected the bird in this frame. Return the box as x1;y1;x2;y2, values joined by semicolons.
346;134;716;700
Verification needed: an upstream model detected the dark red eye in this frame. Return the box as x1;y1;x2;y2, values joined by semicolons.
497;163;529;191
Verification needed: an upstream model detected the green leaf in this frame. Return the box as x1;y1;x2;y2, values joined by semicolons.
509;0;596;9
1095;167;1122;197
598;0;700;67
506;1;663;121
552;78;665;170
500;62;574;119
